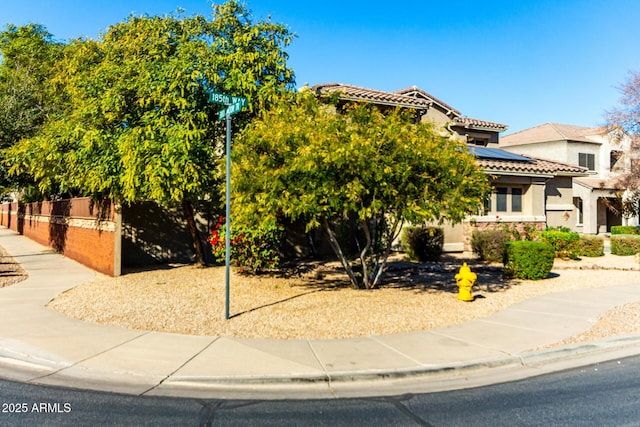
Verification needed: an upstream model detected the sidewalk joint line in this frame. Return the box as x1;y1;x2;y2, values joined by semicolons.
29;331;152;382
140;337;220;396
306;340;336;397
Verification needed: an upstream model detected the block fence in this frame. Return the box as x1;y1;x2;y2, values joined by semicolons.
0;198;121;276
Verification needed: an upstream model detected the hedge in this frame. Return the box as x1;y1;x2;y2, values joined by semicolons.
610;234;640;256
578;235;604;257
611;225;640;235
503;240;555;280
539;230;580;259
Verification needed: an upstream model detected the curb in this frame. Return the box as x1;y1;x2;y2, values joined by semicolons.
3;335;639;399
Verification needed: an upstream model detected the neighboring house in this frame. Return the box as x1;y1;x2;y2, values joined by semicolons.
501;123;639;234
312;83;589;251
313;83;508;145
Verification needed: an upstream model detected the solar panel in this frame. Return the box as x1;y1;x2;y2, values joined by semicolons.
467;146;534;162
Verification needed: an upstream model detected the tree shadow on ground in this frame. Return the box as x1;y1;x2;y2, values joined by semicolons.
266;253;519;294
380;255;515;294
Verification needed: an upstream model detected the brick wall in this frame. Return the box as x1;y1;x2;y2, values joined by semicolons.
0;202;19;232
0;198;121;276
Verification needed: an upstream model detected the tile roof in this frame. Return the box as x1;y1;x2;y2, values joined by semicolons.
394;86;461;115
477;154;589;177
454;116;509;131
501;123;607;146
311;83;431;109
311;83;508;131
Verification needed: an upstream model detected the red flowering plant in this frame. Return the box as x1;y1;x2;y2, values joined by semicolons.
207;215;285;273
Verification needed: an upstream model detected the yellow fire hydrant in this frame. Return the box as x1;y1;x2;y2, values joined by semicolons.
455;262;477;302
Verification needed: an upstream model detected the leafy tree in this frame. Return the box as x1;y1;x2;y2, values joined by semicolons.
233;91;490;289
605;71;640;218
0;24;63;198
4;1;295;264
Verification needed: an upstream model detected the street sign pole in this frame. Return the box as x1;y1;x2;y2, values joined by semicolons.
207;90;247;320
225;111;231;320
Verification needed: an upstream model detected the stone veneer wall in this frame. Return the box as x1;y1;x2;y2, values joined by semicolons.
462;219;546;252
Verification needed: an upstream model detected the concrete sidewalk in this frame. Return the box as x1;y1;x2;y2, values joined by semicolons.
1;227;640;399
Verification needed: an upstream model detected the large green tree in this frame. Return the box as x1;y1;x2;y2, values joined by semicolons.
0;24;63;198
5;1;295;264
233;91;490;289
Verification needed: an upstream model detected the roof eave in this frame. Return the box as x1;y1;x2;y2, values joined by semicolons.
453;121;509;133
335;95;431;110
555;171;591;177
468;124;509;132
480;168;554;179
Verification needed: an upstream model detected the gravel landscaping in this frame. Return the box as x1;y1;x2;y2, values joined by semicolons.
38;252;640;341
2;243;639;342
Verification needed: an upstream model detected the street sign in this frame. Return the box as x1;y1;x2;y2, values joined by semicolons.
209;91;233;105
208;91;247;107
217;99;247;120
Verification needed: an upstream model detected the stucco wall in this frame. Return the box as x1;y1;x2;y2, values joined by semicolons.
502;140;568;161
545;176;579;230
121;201;216;267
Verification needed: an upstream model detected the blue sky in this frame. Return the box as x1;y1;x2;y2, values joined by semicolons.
3;0;640;134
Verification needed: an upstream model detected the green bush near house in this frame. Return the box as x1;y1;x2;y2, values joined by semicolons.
503;241;555;280
610;234;640;256
578;235;604;257
471;229;510;263
546;225;573;233
539;230;580;259
402;226;444;262
611;225;640;235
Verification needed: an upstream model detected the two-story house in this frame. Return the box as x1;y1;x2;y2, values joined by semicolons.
501;123;638;234
311;84;589;251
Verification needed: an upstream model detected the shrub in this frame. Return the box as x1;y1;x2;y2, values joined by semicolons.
503;241;555;280
578;235;604;257
610;234;640;256
402;226;444;262
471;229;510;263
611;225;640;235
207;216;285;273
501;223;538;241
539;230;580;259
546;225;573;233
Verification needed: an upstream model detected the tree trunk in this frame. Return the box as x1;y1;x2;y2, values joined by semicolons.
182;200;206;267
368;217;402;289
322;217;362;289
358;220;373;289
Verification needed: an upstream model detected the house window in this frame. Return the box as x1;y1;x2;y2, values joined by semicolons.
574;197;583;225
610;150;623;171
489;186;523;214
579;153;595;171
511;188;522;212
496;187;508;212
468;137;489;146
